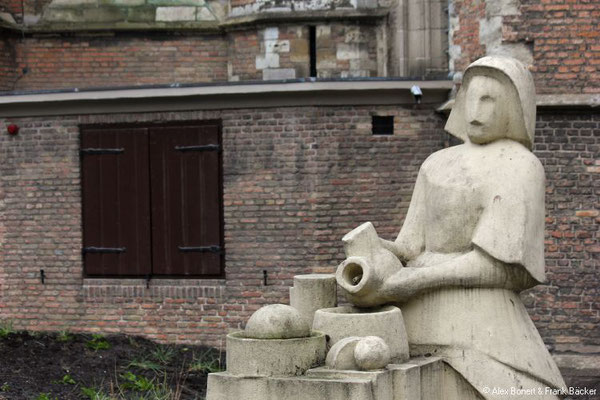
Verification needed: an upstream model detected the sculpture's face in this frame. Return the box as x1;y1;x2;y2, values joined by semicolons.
465;75;508;145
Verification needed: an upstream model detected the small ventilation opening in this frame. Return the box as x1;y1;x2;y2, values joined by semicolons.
372;116;394;135
309;26;317;78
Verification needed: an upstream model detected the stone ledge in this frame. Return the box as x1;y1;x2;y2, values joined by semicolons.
0;79;453;118
222;8;389;31
2;7;388;33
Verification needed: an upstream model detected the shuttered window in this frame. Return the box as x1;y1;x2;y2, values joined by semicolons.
80;122;223;278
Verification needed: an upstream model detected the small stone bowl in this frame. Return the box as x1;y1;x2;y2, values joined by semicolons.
226;330;327;377
312;305;409;363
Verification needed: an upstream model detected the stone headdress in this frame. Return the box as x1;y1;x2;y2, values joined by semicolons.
445;56;536;150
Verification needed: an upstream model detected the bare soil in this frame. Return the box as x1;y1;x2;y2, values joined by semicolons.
0;331;221;400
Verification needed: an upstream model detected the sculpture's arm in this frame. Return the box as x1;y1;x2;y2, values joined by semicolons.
379;247;536;303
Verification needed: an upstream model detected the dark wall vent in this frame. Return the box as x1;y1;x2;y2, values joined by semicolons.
372;116;394;135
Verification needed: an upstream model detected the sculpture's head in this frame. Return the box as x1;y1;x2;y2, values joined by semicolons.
445;56;536;150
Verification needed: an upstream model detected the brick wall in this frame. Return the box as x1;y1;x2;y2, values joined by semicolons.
0;106;598;356
526;111;600;353
0;37;17;91
451;0;600;94
228;30;260;81
449;0;486;72
0;0;22;16
9;33;228;92
503;0;600;94
3;22;381;91
0;105;446;346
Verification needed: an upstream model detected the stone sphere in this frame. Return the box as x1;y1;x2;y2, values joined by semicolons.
354;336;391;370
244;304;311;339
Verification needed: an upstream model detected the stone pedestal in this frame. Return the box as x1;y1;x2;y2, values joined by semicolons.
207;356;480;400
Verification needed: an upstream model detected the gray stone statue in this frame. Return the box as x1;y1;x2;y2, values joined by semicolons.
207;56;568;400
336;56;567;398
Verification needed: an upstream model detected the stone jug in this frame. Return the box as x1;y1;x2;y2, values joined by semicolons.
336;222;403;307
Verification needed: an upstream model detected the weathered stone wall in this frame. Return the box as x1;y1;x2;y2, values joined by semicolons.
316;23;380;79
19;0;227;27
450;0;600;95
228;23;381;81
229;26;310;82
0;105;446;345
229;0;393;17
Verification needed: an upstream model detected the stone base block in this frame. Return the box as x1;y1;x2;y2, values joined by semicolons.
207;356;481;400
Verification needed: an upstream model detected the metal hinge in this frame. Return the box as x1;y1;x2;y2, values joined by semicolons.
174;144;220;152
80;148;125;155
83;247;126;254
177;245;222;253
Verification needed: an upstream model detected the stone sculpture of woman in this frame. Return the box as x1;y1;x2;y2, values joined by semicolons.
337;56;566;399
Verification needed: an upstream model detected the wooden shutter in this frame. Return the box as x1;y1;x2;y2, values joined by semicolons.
81;128;151;276
149;124;223;276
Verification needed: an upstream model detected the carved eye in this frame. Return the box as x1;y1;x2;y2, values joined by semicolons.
480;95;494;102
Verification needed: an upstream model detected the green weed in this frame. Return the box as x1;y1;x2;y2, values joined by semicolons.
189;349;223;374
127;358;164;373
120;371;156;392
52;374;76;385
151;346;175;365
81;386;112;400
34;393;57;400
1;382;10;392
86;334;111;351
56;330;74;342
0;321;14;339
